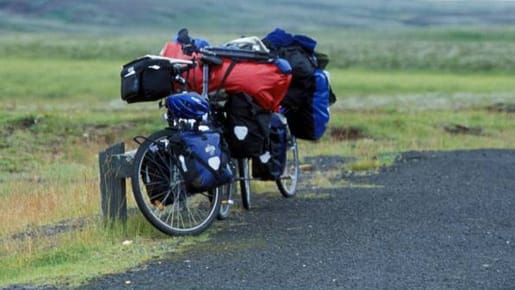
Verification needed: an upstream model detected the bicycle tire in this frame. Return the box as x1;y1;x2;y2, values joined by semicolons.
131;129;221;236
217;182;234;220
238;158;252;210
276;135;299;198
218;159;238;220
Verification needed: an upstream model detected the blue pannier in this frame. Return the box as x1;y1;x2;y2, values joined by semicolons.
177;130;233;193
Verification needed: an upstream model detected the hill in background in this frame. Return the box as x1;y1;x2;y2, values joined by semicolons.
1;0;515;34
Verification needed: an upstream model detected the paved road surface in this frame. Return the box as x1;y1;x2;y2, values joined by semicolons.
73;149;515;289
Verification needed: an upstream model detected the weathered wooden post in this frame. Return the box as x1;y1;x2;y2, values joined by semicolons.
98;142;135;224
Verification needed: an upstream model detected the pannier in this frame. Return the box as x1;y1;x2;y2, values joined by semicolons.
252;113;288;180
120;55;175;103
285;69;330;141
224;93;272;158
141;129;233;198
175;130;233;193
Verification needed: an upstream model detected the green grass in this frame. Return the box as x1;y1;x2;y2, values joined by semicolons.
299;109;515;173
316;28;515;72
330;69;515;97
4;28;515;72
0;58;120;102
2;28;515;287
2;57;515;106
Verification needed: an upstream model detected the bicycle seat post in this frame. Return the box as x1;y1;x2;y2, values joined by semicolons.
199;52;223;99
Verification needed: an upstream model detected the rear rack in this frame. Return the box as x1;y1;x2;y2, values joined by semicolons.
201;47;273;62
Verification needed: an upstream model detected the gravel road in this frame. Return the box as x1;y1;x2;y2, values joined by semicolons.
27;149;515;289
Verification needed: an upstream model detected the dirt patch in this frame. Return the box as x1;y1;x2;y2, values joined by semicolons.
8;217;91;241
487;102;515;113
2;115;42;135
81;123;137;144
442;123;483;136
330;126;368;141
303;155;351;171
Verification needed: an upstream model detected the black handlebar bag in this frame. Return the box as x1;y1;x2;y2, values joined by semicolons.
121;55;175;103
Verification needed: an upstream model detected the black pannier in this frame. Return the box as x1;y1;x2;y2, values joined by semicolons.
252;113;288;180
224;93;272;159
120;55;174;103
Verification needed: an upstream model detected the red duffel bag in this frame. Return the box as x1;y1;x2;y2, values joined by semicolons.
160;42;291;112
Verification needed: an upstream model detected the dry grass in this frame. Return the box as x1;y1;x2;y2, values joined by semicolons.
0;174;98;236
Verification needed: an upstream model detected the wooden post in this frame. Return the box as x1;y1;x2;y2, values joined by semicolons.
99;142;128;223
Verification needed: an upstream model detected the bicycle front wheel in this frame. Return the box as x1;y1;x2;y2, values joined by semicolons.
276;135;299;198
131;129;221;236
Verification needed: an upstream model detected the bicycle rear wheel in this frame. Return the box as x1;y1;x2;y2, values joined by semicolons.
276;135;299;198
131;129;221;236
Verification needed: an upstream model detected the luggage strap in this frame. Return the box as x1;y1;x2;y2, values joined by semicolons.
212;59;237;102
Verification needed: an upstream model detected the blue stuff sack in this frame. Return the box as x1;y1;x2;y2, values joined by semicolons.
177;130;233;193
286;69;330;141
262;28;294;50
274;58;292;74
292;34;317;53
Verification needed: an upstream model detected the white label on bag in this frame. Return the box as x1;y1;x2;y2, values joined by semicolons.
179;155;188;172
205;144;216;156
148;65;161;70
234;126;248;140
124;67;135;78
208;157;221;170
259;151;271;163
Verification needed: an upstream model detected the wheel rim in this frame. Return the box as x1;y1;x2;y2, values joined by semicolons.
133;135;219;235
278;138;299;195
239;159;251;209
218;182;233;219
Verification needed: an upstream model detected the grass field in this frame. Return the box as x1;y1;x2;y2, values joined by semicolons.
1;28;515;287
